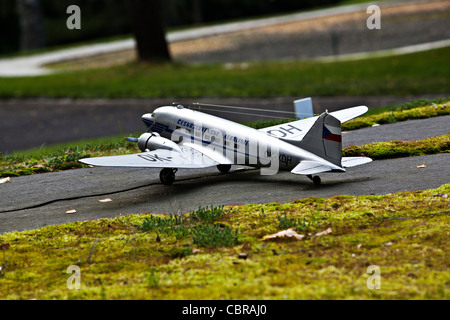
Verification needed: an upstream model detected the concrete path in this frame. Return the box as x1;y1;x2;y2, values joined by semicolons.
1;152;448;234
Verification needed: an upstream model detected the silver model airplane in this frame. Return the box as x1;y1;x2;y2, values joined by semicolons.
79;102;372;185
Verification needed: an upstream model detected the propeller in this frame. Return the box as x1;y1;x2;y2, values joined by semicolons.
124;121;157;143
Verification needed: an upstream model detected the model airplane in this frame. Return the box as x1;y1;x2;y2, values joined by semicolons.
79;101;372;185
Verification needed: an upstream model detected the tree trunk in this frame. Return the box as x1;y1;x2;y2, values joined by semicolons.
16;0;46;51
191;0;203;24
127;0;171;63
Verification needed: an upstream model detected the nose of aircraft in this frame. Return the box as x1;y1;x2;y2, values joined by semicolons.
141;113;154;128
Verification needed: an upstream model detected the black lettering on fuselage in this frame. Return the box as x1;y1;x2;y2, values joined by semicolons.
267;129;286;138
138;154;172;162
279;124;302;135
279;154;292;166
267;124;302;138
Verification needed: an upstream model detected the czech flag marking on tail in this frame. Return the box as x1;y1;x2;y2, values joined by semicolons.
323;124;341;142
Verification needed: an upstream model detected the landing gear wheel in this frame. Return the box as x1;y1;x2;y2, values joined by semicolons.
307;175;321;185
217;164;231;174
312;176;321;185
160;168;177;185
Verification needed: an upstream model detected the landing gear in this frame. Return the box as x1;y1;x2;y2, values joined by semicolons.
217;164;231;174
160;168;177;185
307;175;321;185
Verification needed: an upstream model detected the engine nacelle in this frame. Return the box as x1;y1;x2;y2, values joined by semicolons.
137;133;181;153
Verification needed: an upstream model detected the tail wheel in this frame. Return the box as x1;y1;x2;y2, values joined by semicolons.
217;164;231;174
160;168;177;185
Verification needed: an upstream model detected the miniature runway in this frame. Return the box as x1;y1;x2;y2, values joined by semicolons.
1;116;449;234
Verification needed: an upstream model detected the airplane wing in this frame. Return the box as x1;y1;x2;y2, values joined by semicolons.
182;142;233;165
79;146;218;169
259;106;368;140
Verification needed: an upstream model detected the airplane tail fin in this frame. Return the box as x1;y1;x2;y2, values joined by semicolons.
286;112;343;167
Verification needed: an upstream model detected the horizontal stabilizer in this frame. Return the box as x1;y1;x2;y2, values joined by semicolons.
341;157;372;168
330;106;368;123
260;106;368;141
291;160;344;175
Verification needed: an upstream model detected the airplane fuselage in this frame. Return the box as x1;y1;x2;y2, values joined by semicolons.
142;106;335;173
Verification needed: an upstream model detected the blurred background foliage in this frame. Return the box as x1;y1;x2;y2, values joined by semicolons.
0;0;342;55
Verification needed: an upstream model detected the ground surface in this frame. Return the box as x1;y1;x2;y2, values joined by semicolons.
1;116;448;234
0;0;448;234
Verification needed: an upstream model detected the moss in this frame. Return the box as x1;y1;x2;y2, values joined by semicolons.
343;101;449;131
0;185;448;300
0;142;139;178
343;134;450;159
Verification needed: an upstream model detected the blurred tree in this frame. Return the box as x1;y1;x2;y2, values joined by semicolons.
191;0;203;24
16;0;46;51
0;0;20;54
126;0;171;62
40;0;131;47
201;0;341;22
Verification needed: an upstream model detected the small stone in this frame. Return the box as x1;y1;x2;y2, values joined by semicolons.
238;253;248;260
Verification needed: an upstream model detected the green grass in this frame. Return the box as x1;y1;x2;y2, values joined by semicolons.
343;134;450;159
0;184;448;299
0;47;448;98
0;135;139;177
343;99;450;130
